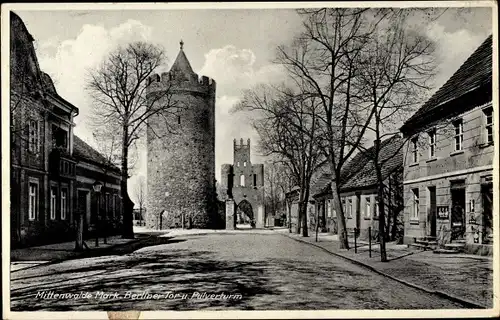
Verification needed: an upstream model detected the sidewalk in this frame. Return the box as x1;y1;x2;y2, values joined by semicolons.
10;235;146;271
277;229;494;308
134;225;278;238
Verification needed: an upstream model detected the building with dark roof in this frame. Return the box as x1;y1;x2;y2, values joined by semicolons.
400;35;493;255
311;137;404;240
73;136;123;240
10;12;122;247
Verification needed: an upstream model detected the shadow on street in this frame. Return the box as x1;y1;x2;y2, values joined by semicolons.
10;233;470;311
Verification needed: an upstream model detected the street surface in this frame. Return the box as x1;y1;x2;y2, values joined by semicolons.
10;232;468;311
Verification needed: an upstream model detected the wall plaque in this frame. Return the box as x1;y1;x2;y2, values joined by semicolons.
437;206;449;219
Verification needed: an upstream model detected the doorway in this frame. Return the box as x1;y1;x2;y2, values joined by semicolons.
427;186;437;237
450;181;466;241
77;190;90;235
482;183;493;244
236;199;254;228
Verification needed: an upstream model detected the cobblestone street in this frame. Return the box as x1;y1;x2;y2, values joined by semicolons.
11;232;470;311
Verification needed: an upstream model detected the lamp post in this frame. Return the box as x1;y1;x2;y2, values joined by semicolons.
93;180;103;247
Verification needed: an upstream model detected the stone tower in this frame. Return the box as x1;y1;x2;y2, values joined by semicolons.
146;41;216;229
221;139;265;228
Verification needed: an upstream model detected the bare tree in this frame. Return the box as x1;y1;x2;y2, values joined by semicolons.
88;130;126;247
235;85;325;237
264;161;293;227
275;8;442;250
276;8;391;248
349;11;437;260
134;175;146;226
86;42;179;239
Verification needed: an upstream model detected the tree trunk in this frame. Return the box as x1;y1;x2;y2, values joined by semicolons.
386;195;392;241
301;201;309;237
301;186;310;237
75;211;84;251
121;126;134;239
315;202;320;242
296;206;301;234
288;200;292;233
139;206;143;226
331;179;349;250
377;173;387;262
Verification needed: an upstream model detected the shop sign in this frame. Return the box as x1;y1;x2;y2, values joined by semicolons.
437;206;449;219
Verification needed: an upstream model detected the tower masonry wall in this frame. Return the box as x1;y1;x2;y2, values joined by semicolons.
146;70;216;229
220;139;265;227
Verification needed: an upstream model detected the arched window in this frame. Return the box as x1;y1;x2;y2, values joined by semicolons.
243;161;247;167
240;174;245;187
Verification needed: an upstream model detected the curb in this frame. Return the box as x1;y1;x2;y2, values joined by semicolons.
279;231;487;309
10;236;151;273
161;229;276;238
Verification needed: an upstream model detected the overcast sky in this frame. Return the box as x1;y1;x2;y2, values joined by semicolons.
13;5;493;199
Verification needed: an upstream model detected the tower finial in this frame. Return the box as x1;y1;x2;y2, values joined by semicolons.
180;39;184;50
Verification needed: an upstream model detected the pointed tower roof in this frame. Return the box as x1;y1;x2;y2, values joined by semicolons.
170;39;195;75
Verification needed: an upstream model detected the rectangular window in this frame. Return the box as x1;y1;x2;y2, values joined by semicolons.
469;199;475;213
106;193;111;217
253;174;257;187
428;129;436;158
50;187;57;220
61;188;68;220
28;181;39;220
484;107;493;144
113;194;117;217
341;197;346;215
375;196;379;218
412;188;420;220
347;198;353;218
52;125;68;150
453;119;463;151
411;137;418;163
365;196;371;218
28;120;39;153
330;199;337;218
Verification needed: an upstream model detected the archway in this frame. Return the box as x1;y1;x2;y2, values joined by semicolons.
236;199;254;228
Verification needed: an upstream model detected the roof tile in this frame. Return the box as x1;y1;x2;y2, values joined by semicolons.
73;135;120;172
403;35;492;128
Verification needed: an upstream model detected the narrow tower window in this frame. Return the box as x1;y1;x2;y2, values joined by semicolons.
240;174;245;187
253;174;257;187
178;116;181;124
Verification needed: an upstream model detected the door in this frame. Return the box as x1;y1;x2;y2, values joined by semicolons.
482;183;493;244
450;185;466;241
77;190;90;234
355;194;361;235
428;187;437;237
